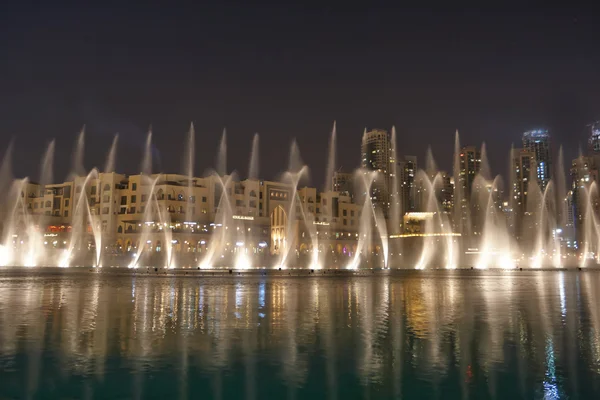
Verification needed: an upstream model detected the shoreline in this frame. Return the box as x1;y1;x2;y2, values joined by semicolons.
0;265;595;278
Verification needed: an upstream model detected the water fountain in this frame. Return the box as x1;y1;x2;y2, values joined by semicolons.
0;122;585;271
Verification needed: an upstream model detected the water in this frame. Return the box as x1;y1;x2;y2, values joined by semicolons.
1;269;599;399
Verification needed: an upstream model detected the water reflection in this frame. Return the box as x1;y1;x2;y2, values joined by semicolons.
1;271;600;399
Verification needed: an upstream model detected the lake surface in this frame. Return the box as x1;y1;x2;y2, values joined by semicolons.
0;269;599;399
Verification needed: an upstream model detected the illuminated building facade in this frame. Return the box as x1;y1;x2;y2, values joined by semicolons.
361;129;394;212
19;173;362;263
522;129;551;191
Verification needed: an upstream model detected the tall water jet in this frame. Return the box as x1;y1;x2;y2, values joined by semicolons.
324;121;336;192
141;127;153;176
37;140;56;262
531;181;561;268
389;126;401;235
507;144;518;237
216;128;227;177
198;174;235;270
580;182;600;268
475;175;514;269
556;145;567;228
0;179;45;267
61;169;101;267
248;133;260;180
425;146;437;178
0;140;13;214
452;130;463;234
414;171;458;269
104;134;119;173
278;141;318;269
347;170;378;270
184;123;195;223
129;176;160;269
39;140;55;188
70;126;86;179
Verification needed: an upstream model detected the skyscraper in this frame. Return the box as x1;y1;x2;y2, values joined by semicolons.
458;146;481;197
512;148;537;211
455;145;481;235
332;169;354;197
588;121;600;153
361;129;393;210
397;155;417;217
522;129;551;191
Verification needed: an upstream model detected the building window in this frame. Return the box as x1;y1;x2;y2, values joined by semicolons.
132;183;137;191
120;196;127;205
343;209;347;216
34;203;38;209
178;194;184;201
45;201;51;208
64;211;69;217
103;184;110;191
202;208;207;214
259;192;263;199
64;199;69;207
189;196;196;203
142;194;147;202
343;219;347;226
202;196;207;203
351;210;354;217
102;207;109;215
103;195;110;203
130;207;136;214
91;186;97;195
131;195;137;203
316;207;320;213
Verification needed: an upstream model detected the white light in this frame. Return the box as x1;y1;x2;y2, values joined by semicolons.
258;241;267;248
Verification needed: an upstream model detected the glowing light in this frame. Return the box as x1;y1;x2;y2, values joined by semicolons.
233;215;254;220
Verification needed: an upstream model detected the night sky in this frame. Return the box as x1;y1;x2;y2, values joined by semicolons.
1;3;599;187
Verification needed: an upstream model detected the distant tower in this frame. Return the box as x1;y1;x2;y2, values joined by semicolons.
458;146;481;197
332;168;354;196
512;149;537;212
588;122;600;154
361;129;393;210
397;155;417;216
522;129;551;191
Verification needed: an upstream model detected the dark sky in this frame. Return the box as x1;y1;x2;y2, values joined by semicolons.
1;3;599;187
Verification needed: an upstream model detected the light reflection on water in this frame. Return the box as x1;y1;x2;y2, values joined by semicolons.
0;270;600;399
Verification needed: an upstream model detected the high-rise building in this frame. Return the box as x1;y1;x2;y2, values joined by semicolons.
439;172;454;214
397;155;417;217
454;146;481;234
361;129;393;210
332;169;354;197
588;122;600;153
522;129;551;191
512;148;537;211
570;155;600;244
458;146;481;197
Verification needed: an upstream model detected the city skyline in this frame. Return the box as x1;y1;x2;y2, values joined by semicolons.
0;123;591;188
